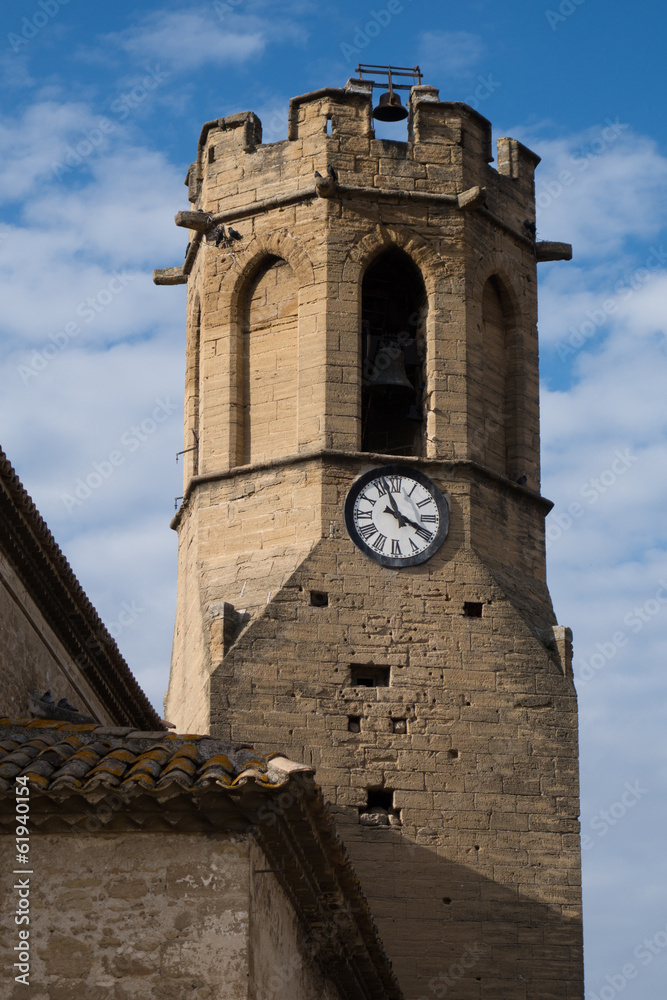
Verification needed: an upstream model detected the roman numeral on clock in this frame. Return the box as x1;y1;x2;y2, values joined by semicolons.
421;514;437;523
416;497;432;509
391;539;402;555
372;533;387;552
356;509;373;520
359;524;377;540
414;525;434;542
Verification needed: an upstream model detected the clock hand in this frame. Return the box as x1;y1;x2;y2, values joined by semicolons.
381;480;407;527
384;504;407;525
401;514;425;532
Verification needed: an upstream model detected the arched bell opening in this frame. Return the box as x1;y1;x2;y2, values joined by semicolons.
361;249;427;456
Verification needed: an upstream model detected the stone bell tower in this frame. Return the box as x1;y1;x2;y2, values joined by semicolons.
155;69;583;1000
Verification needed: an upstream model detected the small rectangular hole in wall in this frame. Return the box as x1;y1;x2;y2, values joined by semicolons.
359;789;400;826
392;718;407;734
310;590;328;607
208;146;215;163
463;602;483;618
349;665;390;688
348;716;361;733
325;117;332;134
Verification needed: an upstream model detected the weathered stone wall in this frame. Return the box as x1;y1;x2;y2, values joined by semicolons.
1;832;251;1000
207;500;581;999
478;278;507;476
242;257;299;465
248;840;341;1000
0;550;113;723
167;461;324;733
0;830;358;1000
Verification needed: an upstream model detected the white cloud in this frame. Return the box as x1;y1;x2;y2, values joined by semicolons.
103;8;270;71
528;126;667;256
63;516;179;710
0;96;188;713
527;115;667;987
0;53;35;90
0;336;185;713
0;101;105;200
0;101;187;352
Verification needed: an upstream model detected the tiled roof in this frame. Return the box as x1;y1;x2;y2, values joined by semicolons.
0;446;161;729
0;717;404;1000
0;718;312;795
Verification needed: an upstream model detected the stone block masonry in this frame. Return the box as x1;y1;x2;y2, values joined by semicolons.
160;75;582;1000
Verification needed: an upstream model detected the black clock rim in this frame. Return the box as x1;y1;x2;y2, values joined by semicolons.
344;464;450;568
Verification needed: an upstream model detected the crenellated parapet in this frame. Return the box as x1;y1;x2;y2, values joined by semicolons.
156;78;567;286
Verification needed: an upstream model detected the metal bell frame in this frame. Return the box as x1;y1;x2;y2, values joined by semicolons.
355;63;423;124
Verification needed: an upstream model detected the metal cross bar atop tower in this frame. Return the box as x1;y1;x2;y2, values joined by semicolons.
355;63;423;91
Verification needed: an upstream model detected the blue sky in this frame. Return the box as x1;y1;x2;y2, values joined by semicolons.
1;1;667;996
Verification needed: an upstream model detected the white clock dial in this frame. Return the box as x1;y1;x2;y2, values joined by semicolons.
345;465;449;567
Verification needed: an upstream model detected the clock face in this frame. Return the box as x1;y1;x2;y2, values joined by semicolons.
344;465;450;568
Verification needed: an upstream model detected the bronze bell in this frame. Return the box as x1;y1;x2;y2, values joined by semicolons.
372;90;409;122
365;343;414;392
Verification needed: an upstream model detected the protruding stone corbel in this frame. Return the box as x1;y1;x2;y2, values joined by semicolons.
153;267;188;286
175;210;213;232
536;241;572;262
537;625;573;678
457;185;486;210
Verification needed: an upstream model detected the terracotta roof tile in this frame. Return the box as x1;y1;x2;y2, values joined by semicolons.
0;718;313;796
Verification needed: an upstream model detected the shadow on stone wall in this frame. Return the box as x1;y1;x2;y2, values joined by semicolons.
336;821;583;1000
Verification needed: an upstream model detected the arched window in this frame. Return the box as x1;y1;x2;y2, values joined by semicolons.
241;256;298;465
361;249;427;456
